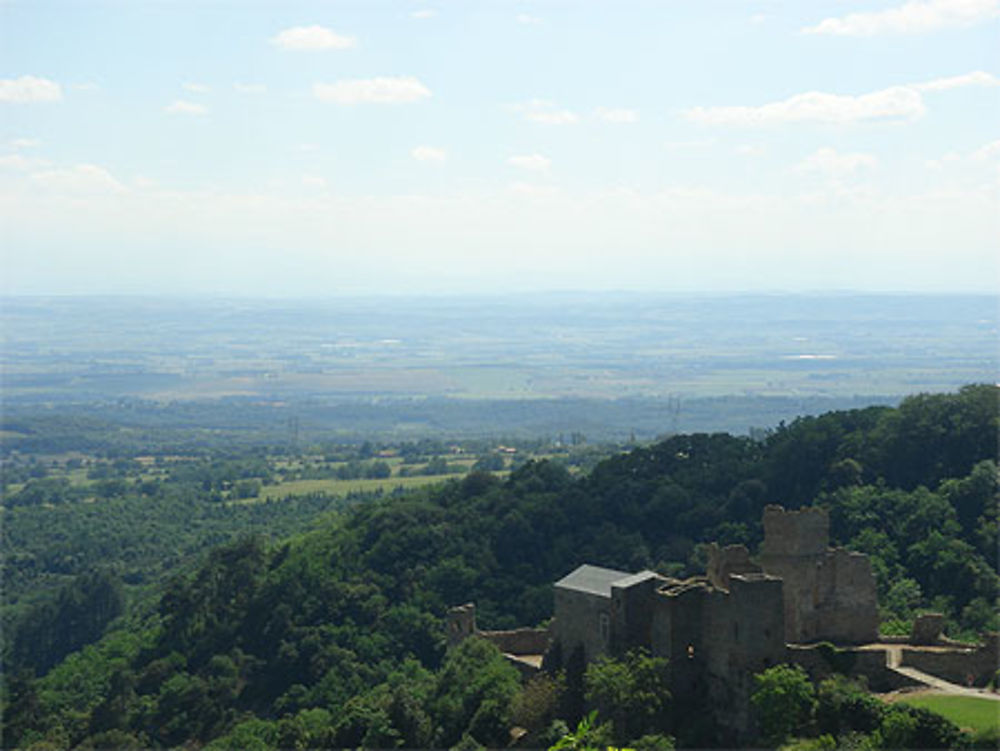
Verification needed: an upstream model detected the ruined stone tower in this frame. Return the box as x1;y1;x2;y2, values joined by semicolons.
446;602;477;647
759;505;878;644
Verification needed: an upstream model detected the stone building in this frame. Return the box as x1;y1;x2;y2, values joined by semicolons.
759;505;879;644
551;560;785;735
546;504;878;736
448;504;884;738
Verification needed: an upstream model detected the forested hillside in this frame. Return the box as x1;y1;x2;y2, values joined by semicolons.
2;385;997;749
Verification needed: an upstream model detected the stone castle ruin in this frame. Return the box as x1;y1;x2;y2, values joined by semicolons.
449;504;999;739
759;505;879;644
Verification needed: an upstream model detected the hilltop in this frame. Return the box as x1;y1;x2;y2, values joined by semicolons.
2;385;997;749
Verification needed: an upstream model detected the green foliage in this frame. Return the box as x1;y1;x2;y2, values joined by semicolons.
3;385;996;749
203;717;279;751
430;638;521;747
814;676;884;737
813;642;858;676
9;568;124;674
874;704;967;750
751;665;817;745
779;735;837;751
511;674;564;736
631;732;676;751
549;710;614;751
584;649;671;745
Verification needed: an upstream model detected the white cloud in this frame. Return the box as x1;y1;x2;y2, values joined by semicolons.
802;0;1000;36
30;163;125;193
735;144;765;156
234;82;267;94
10;138;40;149
516;13;543;25
507;154;551;171
412;145;447;162
302;176;328;189
528;110;578;125
313;77;431;104
972;139;1000;160
594;107;639;123
750;13;767;25
0;75;62;103
410;9;436;19
911;70;1000;91
515;99;579;125
664;138;716;150
270;25;356;50
927;138;1000;168
508;181;560;199
795;147;878;177
165;100;208;115
686;86;925;125
0;154;41;170
182;82;211;94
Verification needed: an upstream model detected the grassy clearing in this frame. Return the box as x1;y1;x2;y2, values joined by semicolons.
898;694;1000;733
250;474;458;502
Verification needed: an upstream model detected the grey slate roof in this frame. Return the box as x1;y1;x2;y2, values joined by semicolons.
611;570;662;589
554;564;632;598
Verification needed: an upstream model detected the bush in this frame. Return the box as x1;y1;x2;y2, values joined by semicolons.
751;664;817;745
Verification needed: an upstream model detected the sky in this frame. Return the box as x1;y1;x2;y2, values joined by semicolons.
1;0;998;296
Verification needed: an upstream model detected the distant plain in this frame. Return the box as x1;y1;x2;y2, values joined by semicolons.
2;293;995;439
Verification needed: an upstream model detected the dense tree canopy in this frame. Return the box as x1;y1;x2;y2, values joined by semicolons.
2;385;996;749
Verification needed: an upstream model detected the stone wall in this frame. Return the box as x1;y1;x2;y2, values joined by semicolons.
910;613;946;645
648;573;785;739
552;587;613;666
759;505;878;644
901;635;1000;687
786;644;921;692
611;572;663;654
809;549;879;644
478;627;551;656
761;505;828;557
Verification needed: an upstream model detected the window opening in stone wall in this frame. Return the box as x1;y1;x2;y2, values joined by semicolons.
599;613;610;645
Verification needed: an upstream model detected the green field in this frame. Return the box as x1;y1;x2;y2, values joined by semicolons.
899;694;1000;734
250;474;458;502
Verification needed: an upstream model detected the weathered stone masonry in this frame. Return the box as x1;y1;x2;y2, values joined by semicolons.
449;504;998;738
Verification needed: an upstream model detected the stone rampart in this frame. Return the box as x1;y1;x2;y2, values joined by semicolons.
786;644;921;692
478;627;551;656
900;636;1000;688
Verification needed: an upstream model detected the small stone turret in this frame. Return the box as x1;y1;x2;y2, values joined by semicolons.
447;602;477;647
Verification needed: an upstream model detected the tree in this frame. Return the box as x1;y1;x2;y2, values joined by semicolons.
365;460;392;479
430;638;521;747
584;648;671;745
751;664;816;745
